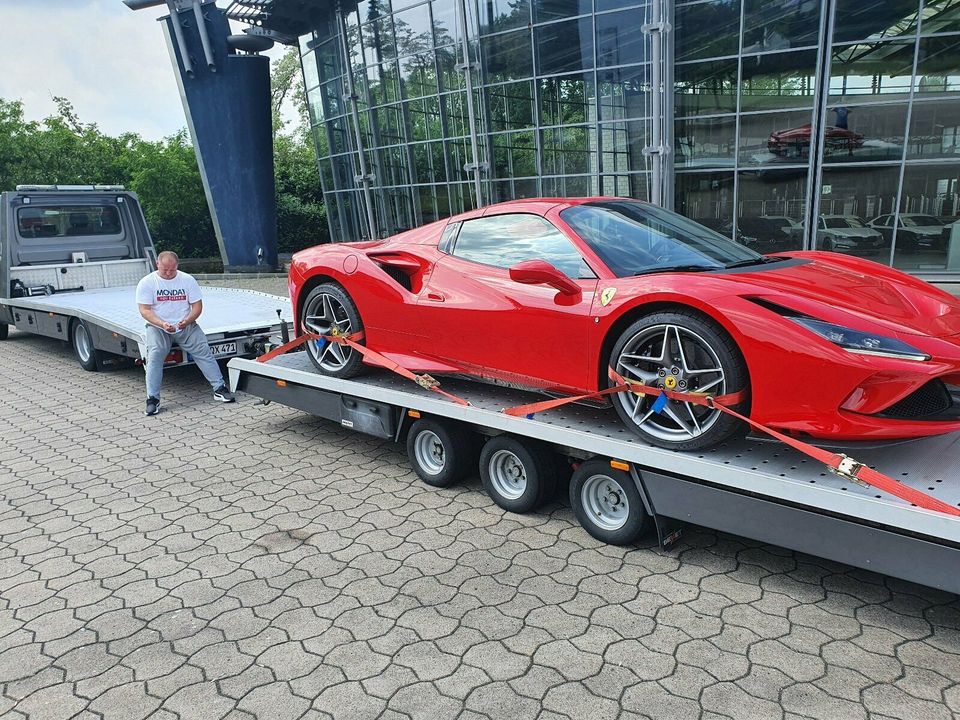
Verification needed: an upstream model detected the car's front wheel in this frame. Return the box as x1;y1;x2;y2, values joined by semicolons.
609;310;749;451
300;283;365;378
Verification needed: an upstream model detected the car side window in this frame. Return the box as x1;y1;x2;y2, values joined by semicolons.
452;213;594;279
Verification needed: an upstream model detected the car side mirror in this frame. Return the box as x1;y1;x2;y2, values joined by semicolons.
509;259;581;296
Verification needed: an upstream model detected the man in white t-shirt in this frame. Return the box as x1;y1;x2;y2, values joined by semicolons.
136;250;235;416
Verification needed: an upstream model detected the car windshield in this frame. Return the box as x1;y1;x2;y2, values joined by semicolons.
824;217;864;228
560;200;763;277
901;215;942;226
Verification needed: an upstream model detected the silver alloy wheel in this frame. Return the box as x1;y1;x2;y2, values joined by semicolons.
487;449;527;500
615;323;726;443
302;292;354;372
580;473;629;531
413;430;445;475
74;324;93;364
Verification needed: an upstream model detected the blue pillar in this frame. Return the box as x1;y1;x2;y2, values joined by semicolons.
162;1;277;271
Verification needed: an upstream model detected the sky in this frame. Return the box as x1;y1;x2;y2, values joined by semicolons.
0;0;285;141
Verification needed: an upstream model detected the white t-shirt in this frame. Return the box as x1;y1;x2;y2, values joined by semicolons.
135;270;203;326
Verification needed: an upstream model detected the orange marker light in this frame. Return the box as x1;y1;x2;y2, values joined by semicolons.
610;460;630;472
276;380;287;387
407;409;421;418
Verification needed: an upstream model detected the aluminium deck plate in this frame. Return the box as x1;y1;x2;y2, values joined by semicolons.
4;286;293;342
229;352;960;546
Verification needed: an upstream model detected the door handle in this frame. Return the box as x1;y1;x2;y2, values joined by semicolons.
426;291;445;302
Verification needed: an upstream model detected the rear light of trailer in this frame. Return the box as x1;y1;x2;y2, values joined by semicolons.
164;349;183;365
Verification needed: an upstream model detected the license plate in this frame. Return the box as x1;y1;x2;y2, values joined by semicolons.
210;341;237;357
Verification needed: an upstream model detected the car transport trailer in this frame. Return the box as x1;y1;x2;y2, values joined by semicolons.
229;350;960;596
0;186;292;369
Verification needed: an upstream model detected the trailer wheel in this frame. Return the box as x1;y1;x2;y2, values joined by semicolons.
71;320;101;372
569;460;648;546
480;436;557;513
406;418;479;488
0;323;7;340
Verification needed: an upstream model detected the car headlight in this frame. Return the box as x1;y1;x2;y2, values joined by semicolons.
791;317;930;361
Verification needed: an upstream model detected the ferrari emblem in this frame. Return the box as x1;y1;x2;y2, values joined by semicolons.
600;287;617;306
664;376;678;390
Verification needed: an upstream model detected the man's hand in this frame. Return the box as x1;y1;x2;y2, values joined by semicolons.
177;318;191;330
162;321;177;333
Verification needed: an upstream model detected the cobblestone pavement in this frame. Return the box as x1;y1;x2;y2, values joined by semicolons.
2;288;960;719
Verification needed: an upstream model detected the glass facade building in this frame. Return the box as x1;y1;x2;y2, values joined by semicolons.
286;0;960;276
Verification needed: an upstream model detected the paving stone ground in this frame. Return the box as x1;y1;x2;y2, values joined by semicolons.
2;280;960;719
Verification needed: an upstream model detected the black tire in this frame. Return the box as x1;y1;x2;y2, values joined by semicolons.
608;309;749;451
71;320;101;372
0;323;7;340
479;435;557;513
569;460;649;546
406;418;480;488
300;283;364;378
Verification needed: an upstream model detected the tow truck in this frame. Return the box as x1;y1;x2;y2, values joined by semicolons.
228;349;960;595
0;185;292;369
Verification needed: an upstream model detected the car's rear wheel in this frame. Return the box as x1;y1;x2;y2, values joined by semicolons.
300;283;364;378
609;310;748;451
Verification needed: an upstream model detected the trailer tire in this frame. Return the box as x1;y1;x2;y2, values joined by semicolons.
480;436;557;513
570;460;648;546
0;323;7;340
71;320;101;372
406;418;479;488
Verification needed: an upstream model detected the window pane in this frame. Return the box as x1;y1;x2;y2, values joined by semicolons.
921;0;960;35
17;206;122;238
598;64;649;121
596;8;650;67
739;50;817;111
533;0;592;23
829;41;915;103
676;171;735;236
407;96;442;141
675;1;741;63
432;0;457;45
539;73;595;125
541;126;598;174
675;115;736;168
739;109;814;166
915;35;960;97
443;91;470;136
401;52;439;97
454;214;586;277
896;163;960;270
492;130;538;177
481;0;531;33
541;175;598;195
393;3;433;57
908;99;960;160
412;141;447;182
302;51;320;90
436;46;465;91
818;165;900;260
488;81;535;130
821;103;907;164
834;0;921;43
736;171;806;251
536;16;595;74
482;30;534;82
742;0;821;53
675;59;738;116
601;119;650;173
362;15;396;61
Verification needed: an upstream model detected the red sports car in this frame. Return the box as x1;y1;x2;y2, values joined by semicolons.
289;198;960;450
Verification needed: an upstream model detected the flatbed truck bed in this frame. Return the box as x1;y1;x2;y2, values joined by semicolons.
229;351;960;595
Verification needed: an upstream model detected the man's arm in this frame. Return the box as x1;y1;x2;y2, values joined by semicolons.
177;300;203;330
139;304;176;333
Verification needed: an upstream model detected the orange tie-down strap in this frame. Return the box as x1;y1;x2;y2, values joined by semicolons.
257;331;470;407
505;367;960;517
